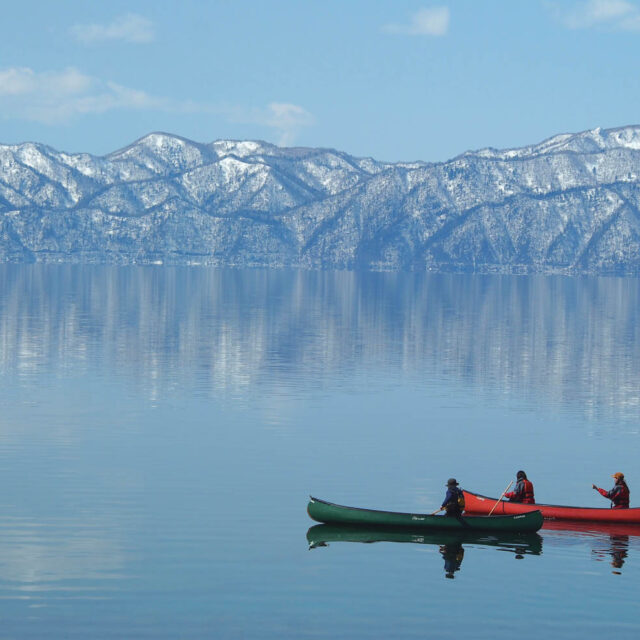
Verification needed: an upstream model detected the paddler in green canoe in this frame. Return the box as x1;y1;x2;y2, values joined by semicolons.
441;478;465;516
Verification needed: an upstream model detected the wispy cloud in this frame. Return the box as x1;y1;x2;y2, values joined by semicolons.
263;103;316;145
226;102;316;146
0;67;171;124
70;13;155;44
0;67;315;145
383;7;450;36
558;0;640;31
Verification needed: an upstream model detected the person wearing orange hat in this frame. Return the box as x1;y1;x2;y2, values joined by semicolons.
592;472;630;509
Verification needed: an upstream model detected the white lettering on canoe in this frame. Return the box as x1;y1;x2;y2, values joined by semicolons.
514;515;525;519
411;516;425;521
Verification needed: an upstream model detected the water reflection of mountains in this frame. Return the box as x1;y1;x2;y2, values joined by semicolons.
0;265;638;417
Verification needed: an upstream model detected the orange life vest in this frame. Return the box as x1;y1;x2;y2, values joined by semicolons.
521;479;535;504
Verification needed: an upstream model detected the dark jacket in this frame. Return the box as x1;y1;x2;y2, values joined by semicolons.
441;487;464;516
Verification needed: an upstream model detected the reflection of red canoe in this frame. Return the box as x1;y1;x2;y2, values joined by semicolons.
463;490;640;524
541;519;640;536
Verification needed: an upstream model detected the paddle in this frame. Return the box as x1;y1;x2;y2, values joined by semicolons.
488;481;513;516
431;507;444;515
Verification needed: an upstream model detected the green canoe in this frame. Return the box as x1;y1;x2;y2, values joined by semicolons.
307;496;543;533
306;524;543;555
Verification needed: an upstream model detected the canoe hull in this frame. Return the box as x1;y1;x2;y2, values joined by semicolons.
307;496;543;532
463;490;640;523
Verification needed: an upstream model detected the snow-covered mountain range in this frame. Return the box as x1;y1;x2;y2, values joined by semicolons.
1;125;640;273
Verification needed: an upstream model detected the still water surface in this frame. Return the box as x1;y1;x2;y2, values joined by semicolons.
0;265;639;639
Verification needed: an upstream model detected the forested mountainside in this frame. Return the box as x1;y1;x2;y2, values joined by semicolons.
1;126;640;273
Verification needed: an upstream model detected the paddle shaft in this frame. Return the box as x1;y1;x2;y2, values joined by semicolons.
488;481;513;516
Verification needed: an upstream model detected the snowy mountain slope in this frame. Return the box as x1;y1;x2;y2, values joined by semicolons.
1;126;639;273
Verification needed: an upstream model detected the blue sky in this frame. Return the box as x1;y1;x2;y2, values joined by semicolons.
1;0;640;162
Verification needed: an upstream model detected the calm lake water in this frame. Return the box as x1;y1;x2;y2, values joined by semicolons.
0;265;639;639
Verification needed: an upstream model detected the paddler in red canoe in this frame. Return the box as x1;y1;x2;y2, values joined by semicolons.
593;472;630;509
504;470;535;504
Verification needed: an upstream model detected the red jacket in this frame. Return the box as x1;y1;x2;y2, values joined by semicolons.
505;479;535;504
597;481;630;509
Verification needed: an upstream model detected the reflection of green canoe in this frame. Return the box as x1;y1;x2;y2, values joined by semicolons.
308;496;544;532
306;524;543;555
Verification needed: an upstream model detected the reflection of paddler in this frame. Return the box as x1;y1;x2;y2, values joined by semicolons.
610;535;629;574
591;533;630;575
439;543;464;579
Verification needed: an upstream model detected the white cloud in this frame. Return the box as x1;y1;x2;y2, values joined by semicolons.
560;0;640;31
226;102;316;146
0;67;92;97
70;13;155;44
383;7;450;36
263;103;316;145
0;67;170;124
0;66;315;145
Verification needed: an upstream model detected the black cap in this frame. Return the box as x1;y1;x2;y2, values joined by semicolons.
446;478;459;486
517;470;526;480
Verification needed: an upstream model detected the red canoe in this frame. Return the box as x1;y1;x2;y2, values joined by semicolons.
463;490;640;524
